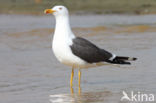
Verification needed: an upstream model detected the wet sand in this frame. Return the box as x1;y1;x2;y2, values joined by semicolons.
0;14;156;103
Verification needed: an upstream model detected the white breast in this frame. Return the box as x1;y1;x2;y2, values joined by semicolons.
52;14;87;68
52;35;87;67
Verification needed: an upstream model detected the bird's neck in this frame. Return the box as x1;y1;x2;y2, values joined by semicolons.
54;15;75;39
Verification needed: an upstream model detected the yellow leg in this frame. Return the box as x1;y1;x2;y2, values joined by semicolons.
78;69;81;95
70;67;74;87
78;85;81;95
70;87;74;94
78;69;81;87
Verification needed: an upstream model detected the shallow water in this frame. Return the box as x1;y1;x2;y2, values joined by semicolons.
0;14;156;103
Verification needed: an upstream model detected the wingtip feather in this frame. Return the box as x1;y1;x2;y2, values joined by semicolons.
128;57;137;61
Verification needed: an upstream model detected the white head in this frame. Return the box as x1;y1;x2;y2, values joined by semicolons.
44;5;69;17
44;5;73;38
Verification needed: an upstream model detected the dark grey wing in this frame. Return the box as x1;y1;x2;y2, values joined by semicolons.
70;37;113;63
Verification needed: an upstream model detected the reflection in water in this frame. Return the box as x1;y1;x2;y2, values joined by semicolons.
70;86;81;95
49;94;75;103
49;90;112;103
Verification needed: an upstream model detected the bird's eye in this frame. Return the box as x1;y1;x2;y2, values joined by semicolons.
59;7;62;10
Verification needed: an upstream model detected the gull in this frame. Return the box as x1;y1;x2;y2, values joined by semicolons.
44;5;137;88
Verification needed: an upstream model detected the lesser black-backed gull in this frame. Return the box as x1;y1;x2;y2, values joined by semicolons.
44;5;137;88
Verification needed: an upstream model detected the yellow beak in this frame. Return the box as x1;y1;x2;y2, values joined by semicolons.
44;9;56;14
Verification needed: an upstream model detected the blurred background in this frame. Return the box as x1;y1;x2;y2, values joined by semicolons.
1;0;156;15
0;0;156;103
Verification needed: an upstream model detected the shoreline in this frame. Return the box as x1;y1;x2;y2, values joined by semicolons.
1;0;156;16
1;11;156;16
